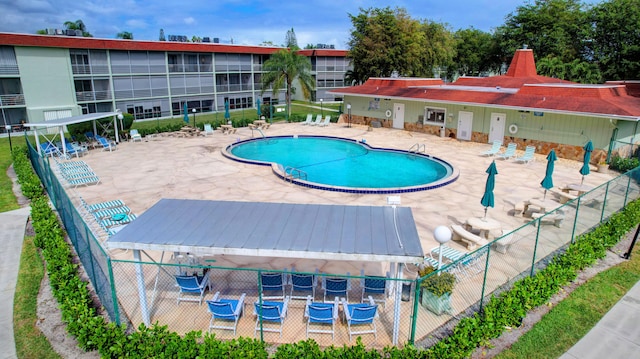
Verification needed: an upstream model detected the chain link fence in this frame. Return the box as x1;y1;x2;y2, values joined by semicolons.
26;137;640;348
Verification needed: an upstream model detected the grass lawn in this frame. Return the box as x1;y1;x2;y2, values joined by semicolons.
0;136;26;212
496;245;640;358
13;236;62;359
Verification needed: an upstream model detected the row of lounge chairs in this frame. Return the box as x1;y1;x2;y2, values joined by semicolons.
176;271;380;340
481;141;536;163
40;141;88;159
56;160;100;188
301;114;332;127
80;197;136;236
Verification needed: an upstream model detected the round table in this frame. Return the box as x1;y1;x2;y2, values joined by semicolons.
465;217;501;239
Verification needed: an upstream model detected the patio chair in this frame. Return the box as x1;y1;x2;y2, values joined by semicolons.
80;197;125;212
305;296;339;339
91;206;131;220
514;145;536;164
206;292;246;334
496;143;517;160
360;270;388;309
254;296;289;337
203;124;214;136
342;296;378;341
175;274;211;305
481;140;502;157
309;114;323;126
40;142;61;157
96;136;116;151
130;129;142;142
323;276;349;303
259;272;286;300
290;272;317;300
301;114;313;125
99;213;137;229
319;115;331;127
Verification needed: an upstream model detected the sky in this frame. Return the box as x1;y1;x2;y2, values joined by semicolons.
0;0;600;48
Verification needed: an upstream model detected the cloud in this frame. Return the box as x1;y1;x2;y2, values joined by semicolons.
183;17;196;25
126;19;148;29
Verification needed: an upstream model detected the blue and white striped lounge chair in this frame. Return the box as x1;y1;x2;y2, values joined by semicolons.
496;143;517;160
99;213;137;228
254;297;289;338
92;206;131;220
58;160;90;171
206;292;246;334
342;296;378;341
80;197;126;212
301;114;313;125
305;296;339;339
481;140;502;156
64;173;100;188
515;145;536;164
430;245;465;263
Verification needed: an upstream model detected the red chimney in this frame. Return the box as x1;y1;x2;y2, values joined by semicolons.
505;48;537;77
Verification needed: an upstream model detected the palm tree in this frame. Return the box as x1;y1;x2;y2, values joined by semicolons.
116;31;134;40
344;68;366;86
261;49;315;121
64;19;92;37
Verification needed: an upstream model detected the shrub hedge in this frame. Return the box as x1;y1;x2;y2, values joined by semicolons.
12;144;640;358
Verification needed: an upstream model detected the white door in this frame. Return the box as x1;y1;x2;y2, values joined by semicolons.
457;111;473;140
489;113;506;143
392;103;405;129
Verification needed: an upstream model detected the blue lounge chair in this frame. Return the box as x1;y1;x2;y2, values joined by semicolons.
301;114;313;125
481;140;502;156
342;297;378;341
40;143;61;157
290;273;317;300
305;296;339;339
515;145;536;163
323;276;349;303
496;143;517;160
260;272;286;300
254;297;289;337
360;270;388;309
206;292;246;334
96;136;116;151
175;275;211;305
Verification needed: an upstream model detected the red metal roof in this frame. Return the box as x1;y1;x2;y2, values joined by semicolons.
333;49;640;118
0;32;347;56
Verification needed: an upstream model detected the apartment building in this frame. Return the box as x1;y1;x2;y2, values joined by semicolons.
0;33;350;130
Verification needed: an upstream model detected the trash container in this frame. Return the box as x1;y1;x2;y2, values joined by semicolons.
440;126;446;138
401;283;412;302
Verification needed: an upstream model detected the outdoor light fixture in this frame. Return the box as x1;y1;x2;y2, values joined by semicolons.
5;125;12;152
117;113;124;143
347;103;352;128
433;226;452;272
192;108;197;128
320;98;324;117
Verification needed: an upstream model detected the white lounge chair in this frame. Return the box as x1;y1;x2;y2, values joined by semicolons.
309;114;323;126
481;140;502;156
515;145;536;163
319;115;331;127
203;124;214;136
496;143;517;160
130;129;142;142
301;114;313;125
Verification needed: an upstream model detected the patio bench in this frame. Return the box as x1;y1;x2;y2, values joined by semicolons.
531;211;565;227
513;201;526;217
451;224;488;250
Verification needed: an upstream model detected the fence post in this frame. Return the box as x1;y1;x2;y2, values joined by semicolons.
257;269;264;341
571;197;581;244
479;246;491;310
600;182;610;222
409;277;421;344
530;221;542;277
106;256;121;325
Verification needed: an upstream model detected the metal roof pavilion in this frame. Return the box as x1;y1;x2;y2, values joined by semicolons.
106;199;425;263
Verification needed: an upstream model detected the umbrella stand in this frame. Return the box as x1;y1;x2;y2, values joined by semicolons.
581;175;585;185
483;207;488;220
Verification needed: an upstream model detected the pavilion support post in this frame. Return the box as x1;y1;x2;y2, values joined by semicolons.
133;249;150;326
92;120;97;139
59;126;67;158
114;116;120;143
34;129;41;156
392;263;403;345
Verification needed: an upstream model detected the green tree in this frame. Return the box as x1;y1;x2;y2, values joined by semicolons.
417;20;456;78
588;0;640;80
285;28;298;49
63;19;92;37
496;0;588;63
261;49;315;120
451;28;499;77
343;69;366;86
116;31;133;40
537;55;601;83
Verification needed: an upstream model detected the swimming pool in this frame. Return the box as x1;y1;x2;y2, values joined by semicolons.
224;136;458;193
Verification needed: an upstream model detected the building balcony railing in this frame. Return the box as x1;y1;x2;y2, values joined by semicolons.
75;91;112;102
0;93;25;106
0;65;20;75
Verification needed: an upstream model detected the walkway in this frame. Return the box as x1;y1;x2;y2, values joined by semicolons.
561;279;640;358
0;206;30;359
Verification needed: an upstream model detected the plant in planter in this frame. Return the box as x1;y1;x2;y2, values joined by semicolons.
418;265;456;315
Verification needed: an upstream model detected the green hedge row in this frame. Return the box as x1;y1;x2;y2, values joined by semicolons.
12;144;640;358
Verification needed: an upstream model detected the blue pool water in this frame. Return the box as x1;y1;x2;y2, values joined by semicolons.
225;136;457;193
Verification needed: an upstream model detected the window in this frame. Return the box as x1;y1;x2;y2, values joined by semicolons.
424;107;446;125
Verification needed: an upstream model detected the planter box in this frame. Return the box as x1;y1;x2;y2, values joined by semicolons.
421;288;452;315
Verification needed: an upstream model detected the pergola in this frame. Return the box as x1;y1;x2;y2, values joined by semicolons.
23;111;123;157
106;199;425;344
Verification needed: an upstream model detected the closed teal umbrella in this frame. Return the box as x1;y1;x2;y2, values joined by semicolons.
256;98;261;118
224;100;230;120
183;103;189;124
480;161;498;219
540;149;557;199
580;140;593;184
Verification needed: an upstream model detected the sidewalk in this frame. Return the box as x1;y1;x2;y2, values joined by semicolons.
561;279;640;358
0;206;31;359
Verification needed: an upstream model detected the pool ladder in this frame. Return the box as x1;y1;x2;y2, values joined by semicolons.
408;143;426;154
283;166;307;182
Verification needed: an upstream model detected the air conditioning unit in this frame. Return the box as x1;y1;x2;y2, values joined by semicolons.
54;29;64;35
46;28;55;35
75;29;83;36
203;37;211;42
66;29;76;36
213;38;219;43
